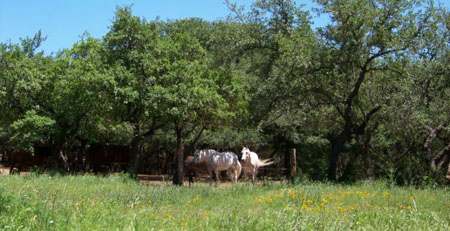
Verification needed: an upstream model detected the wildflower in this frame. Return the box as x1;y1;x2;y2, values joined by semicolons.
338;207;343;211
307;200;313;204
147;200;152;204
407;206;412;210
181;222;187;227
266;198;273;203
166;213;175;221
254;196;263;203
322;199;328;203
204;211;210;217
183;215;188;219
149;212;154;217
409;196;414;201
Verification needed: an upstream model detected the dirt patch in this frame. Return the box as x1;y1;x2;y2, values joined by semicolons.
0;166;9;175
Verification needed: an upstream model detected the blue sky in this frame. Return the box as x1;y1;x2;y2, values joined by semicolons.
1;0;448;55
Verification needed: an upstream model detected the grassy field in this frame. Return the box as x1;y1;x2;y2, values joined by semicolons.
0;174;449;230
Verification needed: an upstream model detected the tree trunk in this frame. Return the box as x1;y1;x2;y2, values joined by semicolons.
328;130;350;182
284;146;291;178
290;148;297;181
173;129;184;186
50;143;64;171
129;124;141;178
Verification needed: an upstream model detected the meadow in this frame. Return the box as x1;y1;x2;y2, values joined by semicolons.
0;174;449;231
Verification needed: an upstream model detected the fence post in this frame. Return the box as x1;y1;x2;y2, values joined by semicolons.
290;148;297;181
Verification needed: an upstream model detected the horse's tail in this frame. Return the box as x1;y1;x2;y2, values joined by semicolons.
257;159;274;168
237;161;242;178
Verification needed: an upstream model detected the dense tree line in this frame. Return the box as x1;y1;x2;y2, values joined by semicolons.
1;0;449;185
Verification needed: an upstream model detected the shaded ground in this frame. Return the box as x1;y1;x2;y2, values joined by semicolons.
0;164;276;187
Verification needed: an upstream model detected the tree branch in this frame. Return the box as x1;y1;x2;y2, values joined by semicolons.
430;143;450;171
424;121;448;150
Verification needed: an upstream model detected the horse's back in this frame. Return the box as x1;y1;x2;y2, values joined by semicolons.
209;151;239;169
185;155;208;173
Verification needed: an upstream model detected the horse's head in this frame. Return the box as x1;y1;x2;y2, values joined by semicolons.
193;150;205;164
241;147;251;162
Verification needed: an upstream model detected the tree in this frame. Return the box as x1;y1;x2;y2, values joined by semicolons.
226;0;318;173
0;32;57;153
103;6;164;176
156;20;235;185
0;31;112;170
309;0;441;181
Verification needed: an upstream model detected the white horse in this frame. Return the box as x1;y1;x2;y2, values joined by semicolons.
193;149;242;183
241;147;273;184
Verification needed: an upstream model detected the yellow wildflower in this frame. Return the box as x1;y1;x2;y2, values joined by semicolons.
181;222;187;227
204;211;210;217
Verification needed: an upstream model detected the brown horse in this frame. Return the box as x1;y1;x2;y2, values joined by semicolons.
184;156;209;185
9;147;52;174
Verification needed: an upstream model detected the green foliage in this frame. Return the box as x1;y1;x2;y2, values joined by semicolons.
0;1;449;183
10;110;55;152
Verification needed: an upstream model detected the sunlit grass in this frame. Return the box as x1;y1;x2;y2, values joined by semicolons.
0;174;449;230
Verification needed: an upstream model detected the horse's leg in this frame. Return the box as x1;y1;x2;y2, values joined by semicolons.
207;168;214;185
247;168;252;181
9;161;15;175
188;170;194;186
251;168;256;185
233;168;238;183
226;169;232;181
214;169;219;184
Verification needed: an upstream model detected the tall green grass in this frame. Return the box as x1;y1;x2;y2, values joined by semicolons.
0;174;449;230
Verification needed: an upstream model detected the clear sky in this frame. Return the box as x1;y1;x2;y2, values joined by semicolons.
1;0;448;55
